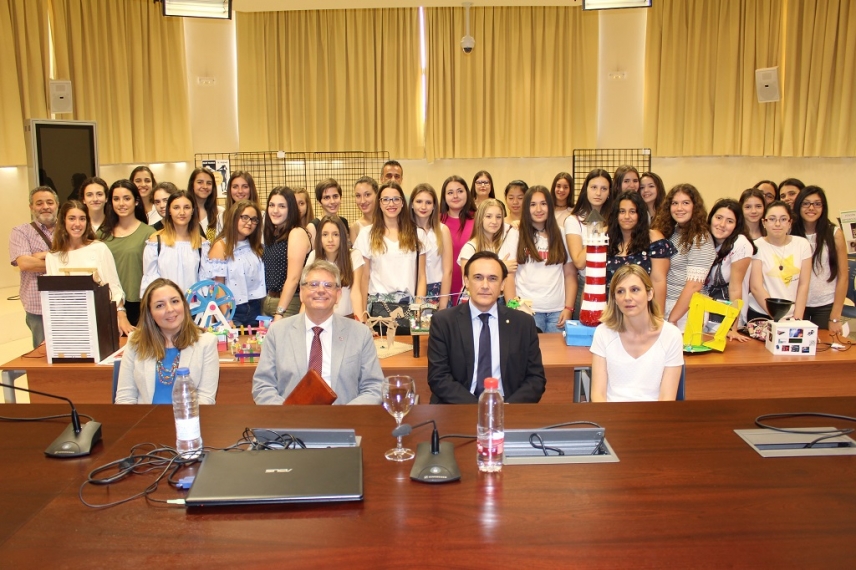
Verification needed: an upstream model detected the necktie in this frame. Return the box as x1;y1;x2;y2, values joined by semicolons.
476;313;491;396
309;326;323;375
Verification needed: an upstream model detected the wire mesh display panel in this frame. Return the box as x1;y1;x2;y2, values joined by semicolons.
194;151;389;224
572;149;652;198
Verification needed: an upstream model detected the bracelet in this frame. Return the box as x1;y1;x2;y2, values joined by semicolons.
564;306;574;312
117;307;126;313
830;318;840;323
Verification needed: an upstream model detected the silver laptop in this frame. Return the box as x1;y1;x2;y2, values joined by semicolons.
184;448;363;507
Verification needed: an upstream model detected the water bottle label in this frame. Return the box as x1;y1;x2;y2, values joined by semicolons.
175;417;201;441
477;435;504;457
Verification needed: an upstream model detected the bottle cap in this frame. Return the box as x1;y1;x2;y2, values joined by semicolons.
484;377;499;390
176;367;190;375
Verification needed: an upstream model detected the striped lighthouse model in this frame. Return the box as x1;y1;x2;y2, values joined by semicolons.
579;227;609;327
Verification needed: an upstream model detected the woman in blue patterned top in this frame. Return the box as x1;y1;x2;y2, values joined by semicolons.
115;278;219;405
206;200;266;327
605;191;675;312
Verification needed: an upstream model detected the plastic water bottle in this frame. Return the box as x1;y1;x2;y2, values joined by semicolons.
172;367;203;459
477;377;504;472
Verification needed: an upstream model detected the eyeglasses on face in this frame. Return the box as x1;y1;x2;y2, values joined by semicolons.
300;280;339;291
801;201;822;210
764;216;790;225
475;180;491;186
380;197;402;205
239;214;260;225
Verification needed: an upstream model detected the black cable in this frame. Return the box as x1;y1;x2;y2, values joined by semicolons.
0;413;95;423
439;434;477;441
528;433;564;456
540;421;604;430
244;427;306;450
755;412;856;448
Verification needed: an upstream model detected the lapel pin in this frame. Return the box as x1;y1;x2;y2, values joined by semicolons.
338;336;344;341
505;319;510;324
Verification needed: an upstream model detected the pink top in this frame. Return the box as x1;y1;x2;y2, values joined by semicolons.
442;214;475;303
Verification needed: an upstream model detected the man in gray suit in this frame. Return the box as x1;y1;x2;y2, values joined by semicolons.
252;259;383;405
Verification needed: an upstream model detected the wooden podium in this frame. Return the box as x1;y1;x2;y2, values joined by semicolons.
38;275;120;363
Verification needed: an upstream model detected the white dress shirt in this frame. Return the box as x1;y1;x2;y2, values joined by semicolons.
468;302;504;396
304;314;334;385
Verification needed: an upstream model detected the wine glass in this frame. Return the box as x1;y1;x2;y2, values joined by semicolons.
382;375;416;461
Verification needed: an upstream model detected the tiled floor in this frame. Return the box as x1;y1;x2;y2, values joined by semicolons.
0;285;32;403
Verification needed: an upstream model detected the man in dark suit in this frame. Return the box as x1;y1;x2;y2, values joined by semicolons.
427;251;546;403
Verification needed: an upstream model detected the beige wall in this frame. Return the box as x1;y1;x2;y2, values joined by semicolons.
3;8;854;290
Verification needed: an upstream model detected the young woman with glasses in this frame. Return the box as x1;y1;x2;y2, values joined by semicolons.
206;200;266;327
471;170;496;207
747;201;812;321
354;182;426;330
791;186;848;332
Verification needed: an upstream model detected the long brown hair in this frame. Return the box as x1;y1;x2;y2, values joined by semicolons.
129;278;202;361
263;187;301;245
214;201;263;259
369;182;420;255
293;187;314;227
188;167;218;234
159;191;203;249
51;200;96;263
225;171;259;210
410;183;444;255
314;215;354;288
517;186;566;266
652;183;710;254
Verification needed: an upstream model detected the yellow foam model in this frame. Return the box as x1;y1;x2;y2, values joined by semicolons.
683;293;743;352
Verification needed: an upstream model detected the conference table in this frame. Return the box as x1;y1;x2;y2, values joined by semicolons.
3;332;855;405
1;398;855;567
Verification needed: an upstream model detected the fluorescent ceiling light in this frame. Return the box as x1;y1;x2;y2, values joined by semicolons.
162;0;232;20
582;0;652;10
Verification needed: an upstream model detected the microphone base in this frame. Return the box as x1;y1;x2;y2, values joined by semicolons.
45;421;102;458
410;441;461;484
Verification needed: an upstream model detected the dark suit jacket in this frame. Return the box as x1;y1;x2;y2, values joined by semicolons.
427;303;546;403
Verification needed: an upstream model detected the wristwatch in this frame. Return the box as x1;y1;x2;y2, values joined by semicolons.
276;306;287;316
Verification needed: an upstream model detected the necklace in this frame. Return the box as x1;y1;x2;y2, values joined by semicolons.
767;238;790;271
156;352;180;386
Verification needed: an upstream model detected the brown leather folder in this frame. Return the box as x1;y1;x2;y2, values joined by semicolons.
284;369;338;405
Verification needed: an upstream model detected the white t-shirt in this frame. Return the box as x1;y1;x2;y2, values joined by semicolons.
354;226;425;297
590;322;684;402
748;236;812;317
563;214;606;278
421;228;443;285
46;241;125;304
514;232;569;313
305;249;364;316
805;229;839;307
457;225;520;270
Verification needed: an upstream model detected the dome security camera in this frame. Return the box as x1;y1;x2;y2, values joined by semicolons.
461;35;475;54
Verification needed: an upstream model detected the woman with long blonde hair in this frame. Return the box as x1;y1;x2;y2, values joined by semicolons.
457;198;519;300
591;264;683;402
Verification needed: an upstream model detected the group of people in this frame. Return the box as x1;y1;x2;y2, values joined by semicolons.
10;161;848;405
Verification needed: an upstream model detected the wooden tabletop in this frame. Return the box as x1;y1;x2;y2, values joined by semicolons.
1;399;855;567
4;332;856;404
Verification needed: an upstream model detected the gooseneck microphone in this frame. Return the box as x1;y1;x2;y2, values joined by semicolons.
0;381;102;457
393;419;461;483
